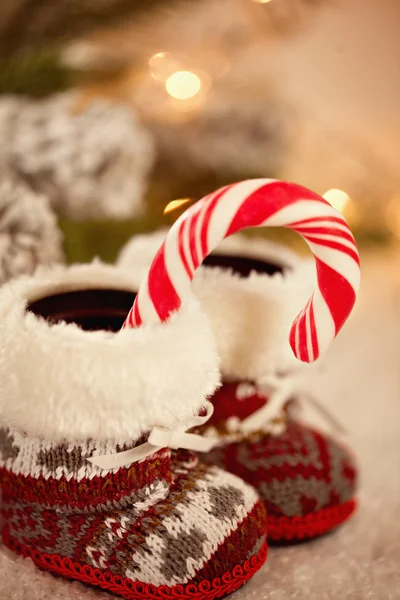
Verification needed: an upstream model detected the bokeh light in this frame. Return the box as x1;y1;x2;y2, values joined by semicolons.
164;198;192;215
323;189;351;213
165;71;202;100
148;52;182;81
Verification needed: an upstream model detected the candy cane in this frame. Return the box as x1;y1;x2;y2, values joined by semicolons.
124;179;360;363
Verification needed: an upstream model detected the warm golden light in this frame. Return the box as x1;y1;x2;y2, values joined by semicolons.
253;0;273;3
149;51;166;65
385;198;400;238
323;189;351;214
165;71;202;100
148;51;180;81
164;198;192;215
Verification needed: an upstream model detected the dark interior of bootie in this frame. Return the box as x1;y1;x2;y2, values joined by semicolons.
28;289;137;332
202;253;286;277
27;256;284;330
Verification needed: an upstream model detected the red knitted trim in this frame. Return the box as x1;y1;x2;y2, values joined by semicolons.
2;529;267;600
267;499;357;541
0;452;171;509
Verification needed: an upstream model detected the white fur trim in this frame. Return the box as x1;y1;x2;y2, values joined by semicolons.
192;262;314;380
118;230;314;380
0;262;220;442
117;229;169;282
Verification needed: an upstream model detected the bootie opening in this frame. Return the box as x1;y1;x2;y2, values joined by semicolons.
25;256;285;330
28;288;137;332
203;254;286;277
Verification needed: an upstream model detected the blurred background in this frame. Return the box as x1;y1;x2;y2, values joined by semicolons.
0;0;399;265
1;4;400;599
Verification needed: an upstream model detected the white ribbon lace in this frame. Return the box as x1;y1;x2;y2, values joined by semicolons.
88;401;216;470
225;375;347;437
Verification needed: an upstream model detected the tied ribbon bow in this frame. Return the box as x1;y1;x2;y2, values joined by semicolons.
88;401;216;470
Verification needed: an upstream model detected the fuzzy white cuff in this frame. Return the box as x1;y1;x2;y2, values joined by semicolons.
118;230;315;380
0;262;220;443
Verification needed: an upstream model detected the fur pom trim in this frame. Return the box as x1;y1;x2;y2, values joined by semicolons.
0;262;220;442
118;230;314;380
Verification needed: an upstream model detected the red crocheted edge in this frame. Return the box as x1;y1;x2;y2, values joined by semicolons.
3;530;267;600
267;498;357;541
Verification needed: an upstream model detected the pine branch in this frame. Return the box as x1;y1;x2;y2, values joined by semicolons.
0;47;127;97
0;48;71;96
0;0;171;60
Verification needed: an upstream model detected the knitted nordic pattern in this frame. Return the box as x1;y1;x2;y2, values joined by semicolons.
0;427;267;597
0;427;170;509
200;382;358;541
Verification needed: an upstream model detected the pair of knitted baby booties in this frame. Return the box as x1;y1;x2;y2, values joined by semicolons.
0;231;357;600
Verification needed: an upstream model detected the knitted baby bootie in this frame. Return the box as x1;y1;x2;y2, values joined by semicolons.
0;263;268;599
118;231;358;542
199;381;357;542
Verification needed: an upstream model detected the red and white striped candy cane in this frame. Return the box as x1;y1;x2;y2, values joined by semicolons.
124;179;360;363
